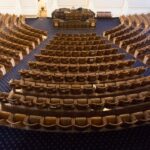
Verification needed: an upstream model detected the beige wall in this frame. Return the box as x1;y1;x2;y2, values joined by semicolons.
0;0;149;17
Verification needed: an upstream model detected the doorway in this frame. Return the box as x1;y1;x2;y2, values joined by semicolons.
38;0;47;17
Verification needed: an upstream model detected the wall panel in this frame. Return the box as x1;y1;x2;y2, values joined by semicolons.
126;0;150;14
0;0;21;15
57;0;88;8
20;0;38;17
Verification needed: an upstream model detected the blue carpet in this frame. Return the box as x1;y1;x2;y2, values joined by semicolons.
26;17;120;36
0;125;150;150
0;18;150;150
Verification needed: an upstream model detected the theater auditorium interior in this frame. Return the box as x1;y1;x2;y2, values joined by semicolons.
0;0;150;149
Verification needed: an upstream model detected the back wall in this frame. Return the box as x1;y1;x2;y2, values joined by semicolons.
0;0;149;17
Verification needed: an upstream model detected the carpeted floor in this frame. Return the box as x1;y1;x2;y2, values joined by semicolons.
0;18;150;150
0;125;150;150
25;17;121;36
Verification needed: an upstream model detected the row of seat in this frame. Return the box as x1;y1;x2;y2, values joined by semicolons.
0;37;28;55
45;43;112;51
56;33;97;37
0;46;22;63
126;36;150;54
28;60;135;73
19;67;145;84
35;53;125;64
108;26;133;40
10;76;150;98
113;28;143;44
0;30;35;50
0;110;150;130
134;45;150;59
120;34;147;49
49;39;107;45
6;90;150;110
53;36;101;41
41;48;118;57
103;24;125;37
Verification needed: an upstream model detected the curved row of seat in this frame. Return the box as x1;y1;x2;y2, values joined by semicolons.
41;48;118;57
53;36;101;41
103;13;150;65
4;90;150;110
10;76;150;98
19;67;145;84
56;33;97;37
35;53;125;64
45;43;112;51
49;39;107;45
120;33;148;49
0;110;150;131
28;60;135;73
0;13;48;78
